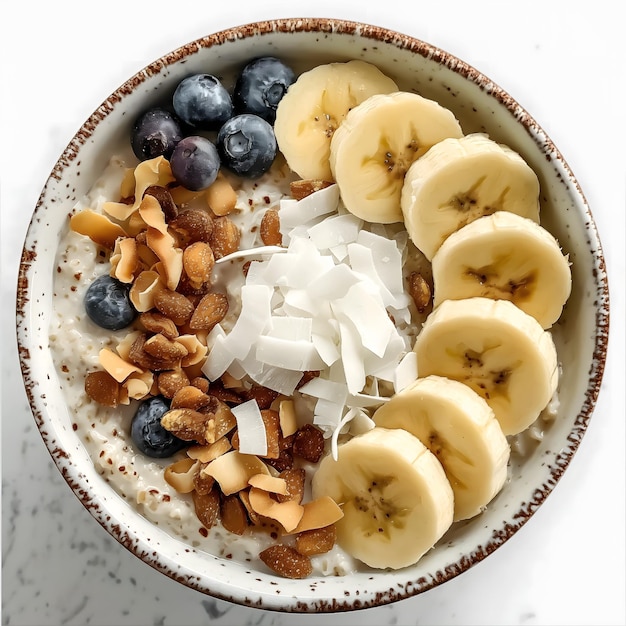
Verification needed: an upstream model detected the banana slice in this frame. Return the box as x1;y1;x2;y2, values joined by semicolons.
401;133;541;260
413;297;558;436
329;91;463;224
373;375;510;521
274;60;398;180
311;426;454;570
432;212;572;328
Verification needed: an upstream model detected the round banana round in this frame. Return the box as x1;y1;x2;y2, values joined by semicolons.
431;212;572;328
413;297;558;436
329;91;463;224
373;375;510;522
401;133;541;260
311;426;454;570
273;60;398;181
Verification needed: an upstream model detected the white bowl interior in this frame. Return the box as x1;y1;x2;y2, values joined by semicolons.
17;18;609;612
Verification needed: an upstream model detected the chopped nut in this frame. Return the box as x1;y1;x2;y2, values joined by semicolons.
143;185;178;221
295;525;336;556
183;241;215;290
140;311;179;339
240;385;279;411
220;494;250;535
188;376;209;394
407;271;432;314
176;334;209;368
206;174;238;216
193;463;216;495
210;216;240;259
144;333;189;362
192;485;220;530
84;370;120;407
260;209;282;246
189;292;229;331
292;424;325;463
259;544;312;579
171;385;213;412
275;468;305;504
170;208;214;245
128;333;181;371
161;407;212;443
290;179;333;200
154;289;194;326
157;368;190;399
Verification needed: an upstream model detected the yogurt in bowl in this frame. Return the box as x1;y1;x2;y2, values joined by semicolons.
17;18;609;612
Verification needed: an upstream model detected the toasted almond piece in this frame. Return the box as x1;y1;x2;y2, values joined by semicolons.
139;311;179;340
122;370;154;400
104;156;175;222
260;208;282;246
189;292;229;331
259;544;312;579
286;496;344;535
187;437;231;463
248;487;304;533
278;399;298;437
128;333;181;371
183;241;215;290
292;424;325;463
290;179;333;201
205;401;237;443
154;289;194;326
210;216;241;259
98;348;142;383
295;525;337;556
146;228;183;291
170;385;213;411
220;494;250;535
193;462;216;495
115;330;144;362
130;270;165;312
407;271;432;314
192;485;220;529
161;407;211;444
248;474;288;495
84;370;121;407
70;209;127;250
206;173;238;216
170;208;214;244
144;334;189;361
241;385;279;410
164;457;199;493
275;467;306;504
202;451;270;496
157;368;190;399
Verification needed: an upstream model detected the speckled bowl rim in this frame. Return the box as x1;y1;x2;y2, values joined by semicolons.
16;17;610;613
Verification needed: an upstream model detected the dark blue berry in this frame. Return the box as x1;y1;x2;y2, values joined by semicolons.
173;74;233;130
84;274;137;331
170;135;220;191
217;114;277;178
131;107;183;161
234;57;295;124
130;396;187;458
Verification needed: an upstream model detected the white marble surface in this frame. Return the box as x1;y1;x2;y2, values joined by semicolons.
2;2;625;625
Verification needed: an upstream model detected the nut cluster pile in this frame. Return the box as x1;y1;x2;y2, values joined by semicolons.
72;156;345;578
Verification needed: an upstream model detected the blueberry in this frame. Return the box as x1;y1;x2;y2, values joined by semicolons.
233;57;295;124
170;135;220;191
131;107;183;161
84;274;137;331
173;74;233;130
130;396;187;458
217;114;277;178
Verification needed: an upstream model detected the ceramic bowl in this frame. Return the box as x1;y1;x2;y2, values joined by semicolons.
16;17;609;612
